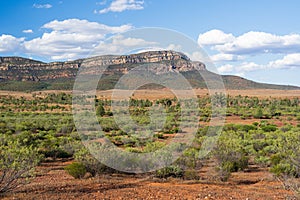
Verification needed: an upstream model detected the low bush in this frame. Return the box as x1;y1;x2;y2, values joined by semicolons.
74;148;111;176
261;124;277;132
65;162;86;179
155;165;184;179
213;131;249;181
0;135;42;193
183;170;200;180
41;148;72;159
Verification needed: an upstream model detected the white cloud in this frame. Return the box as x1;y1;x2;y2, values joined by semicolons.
24;19;132;60
43;19;131;35
199;29;300;76
237;62;264;72
215;31;281;54
96;0;107;5
33;4;52;9
0;34;24;53
111;34;155;47
200;29;300;55
187;51;205;62
198;29;235;46
217;54;300;75
93;34;157;55
23;29;33;34
211;53;243;62
97;0;144;14
217;64;234;73
216;62;264;74
268;53;300;69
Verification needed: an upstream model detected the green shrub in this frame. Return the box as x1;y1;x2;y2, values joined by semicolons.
0;135;42;193
143;141;166;153
65;162;86;179
270;163;296;177
254;108;263;119
41;148;72;159
270;153;284;166
74;148;110;176
182;148;200;169
270;130;300;178
155;165;184;179
254;156;270;167
221;158;248;173
261;124;277;132
96;104;105;116
213;131;249;181
183;170;200;180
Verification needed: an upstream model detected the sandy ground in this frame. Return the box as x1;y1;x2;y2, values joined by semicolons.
2;160;295;200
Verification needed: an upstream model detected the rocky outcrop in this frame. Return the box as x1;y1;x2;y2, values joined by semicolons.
0;51;206;82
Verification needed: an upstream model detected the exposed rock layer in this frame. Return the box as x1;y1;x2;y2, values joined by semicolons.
0;51;206;81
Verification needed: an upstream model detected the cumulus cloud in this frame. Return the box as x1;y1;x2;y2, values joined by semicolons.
0;34;24;53
93;34;158;55
217;53;300;75
237;62;264;72
23;29;33;34
24;19;132;60
268;53;300;69
199;29;300;76
216;32;300;55
199;29;300;55
217;62;264;74
42;19;131;35
33;4;52;9
97;0;144;14
198;29;235;46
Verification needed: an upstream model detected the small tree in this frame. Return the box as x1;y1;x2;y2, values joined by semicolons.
0;135;42;193
96;104;105;117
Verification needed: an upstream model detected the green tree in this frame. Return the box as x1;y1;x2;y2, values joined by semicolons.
96;104;105;117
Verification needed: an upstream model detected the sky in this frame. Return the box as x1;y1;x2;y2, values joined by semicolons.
0;0;300;86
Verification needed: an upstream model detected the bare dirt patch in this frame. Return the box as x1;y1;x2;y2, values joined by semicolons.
2;160;295;200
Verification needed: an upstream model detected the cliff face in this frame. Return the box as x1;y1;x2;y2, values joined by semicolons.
0;51;206;82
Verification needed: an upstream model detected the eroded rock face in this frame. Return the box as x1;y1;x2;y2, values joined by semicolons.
0;51;206;81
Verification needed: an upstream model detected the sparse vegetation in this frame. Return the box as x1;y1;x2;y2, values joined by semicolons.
0;91;299;198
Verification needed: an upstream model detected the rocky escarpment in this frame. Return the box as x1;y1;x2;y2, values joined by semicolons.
2;51;297;91
0;51;206;81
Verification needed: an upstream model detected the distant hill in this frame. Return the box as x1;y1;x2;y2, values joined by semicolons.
0;51;299;91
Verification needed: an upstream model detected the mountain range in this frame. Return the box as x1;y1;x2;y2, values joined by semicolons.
0;51;299;91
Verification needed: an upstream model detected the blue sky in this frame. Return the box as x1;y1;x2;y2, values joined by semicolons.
0;0;300;86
